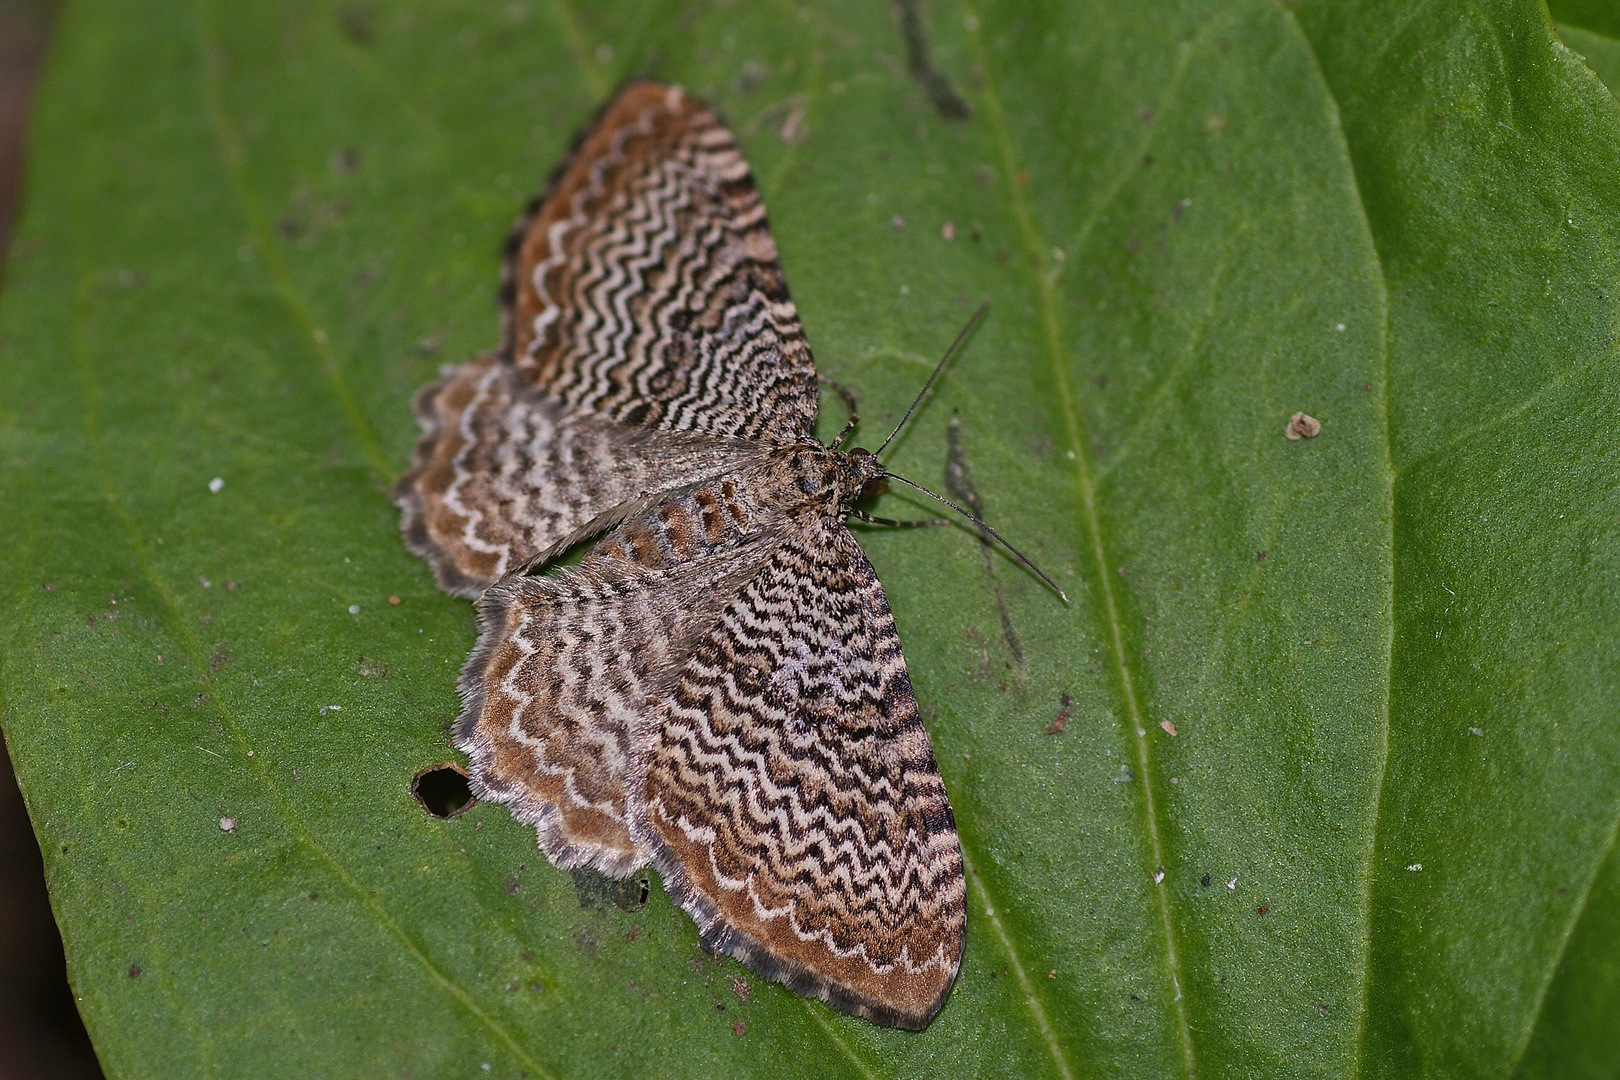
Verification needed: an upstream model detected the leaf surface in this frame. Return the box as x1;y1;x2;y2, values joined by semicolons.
1;1;1616;1077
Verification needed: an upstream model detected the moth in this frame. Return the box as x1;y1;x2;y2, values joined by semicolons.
396;81;1053;1029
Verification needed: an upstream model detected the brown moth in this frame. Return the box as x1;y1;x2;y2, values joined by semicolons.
395;81;966;1028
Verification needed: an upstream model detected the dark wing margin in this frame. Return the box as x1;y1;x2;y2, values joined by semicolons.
500;80;819;444
394;354;507;597
634;514;966;1029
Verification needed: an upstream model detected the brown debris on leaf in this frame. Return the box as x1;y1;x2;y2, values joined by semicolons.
1047;694;1073;734
1285;412;1321;440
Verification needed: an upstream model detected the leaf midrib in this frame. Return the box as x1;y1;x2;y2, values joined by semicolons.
965;3;1198;1075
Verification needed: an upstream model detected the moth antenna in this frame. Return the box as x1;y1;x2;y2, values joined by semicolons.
884;473;1069;603
872;302;988;458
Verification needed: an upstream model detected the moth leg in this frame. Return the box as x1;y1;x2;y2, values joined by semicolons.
821;376;860;448
850;509;949;528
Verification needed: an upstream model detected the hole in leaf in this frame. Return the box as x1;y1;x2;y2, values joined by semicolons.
412;764;474;819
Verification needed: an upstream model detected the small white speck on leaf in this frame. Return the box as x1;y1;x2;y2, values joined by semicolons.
348;604;360;614
1160;720;1177;736
319;704;342;716
1334;322;1347;332
1227;877;1238;889
1469;727;1483;736
208;477;224;493
1153;867;1165;884
218;816;236;833
1407;863;1422;871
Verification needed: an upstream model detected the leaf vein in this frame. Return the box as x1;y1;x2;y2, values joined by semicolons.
959;843;1073;1080
65;244;221;1077
1506;790;1620;1070
1277;10;1399;1077
802;1002;886;1080
965;6;1196;1074
194;0;392;483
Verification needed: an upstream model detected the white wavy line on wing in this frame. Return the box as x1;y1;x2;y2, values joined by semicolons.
441;362;513;572
528;95;667;360
700;840;952;978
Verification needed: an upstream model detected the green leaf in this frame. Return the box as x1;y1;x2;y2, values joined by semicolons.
2;0;1616;1076
1550;0;1620;42
1556;17;1620;100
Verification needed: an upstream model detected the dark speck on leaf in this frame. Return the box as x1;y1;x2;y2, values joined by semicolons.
734;60;767;95
337;3;374;45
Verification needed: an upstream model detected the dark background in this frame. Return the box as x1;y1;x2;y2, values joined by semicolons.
0;1;105;1076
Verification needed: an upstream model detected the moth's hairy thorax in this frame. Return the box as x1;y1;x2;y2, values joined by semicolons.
584;442;885;574
753;443;886;512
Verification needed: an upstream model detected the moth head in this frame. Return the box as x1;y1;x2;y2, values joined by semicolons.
844;446;889;500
